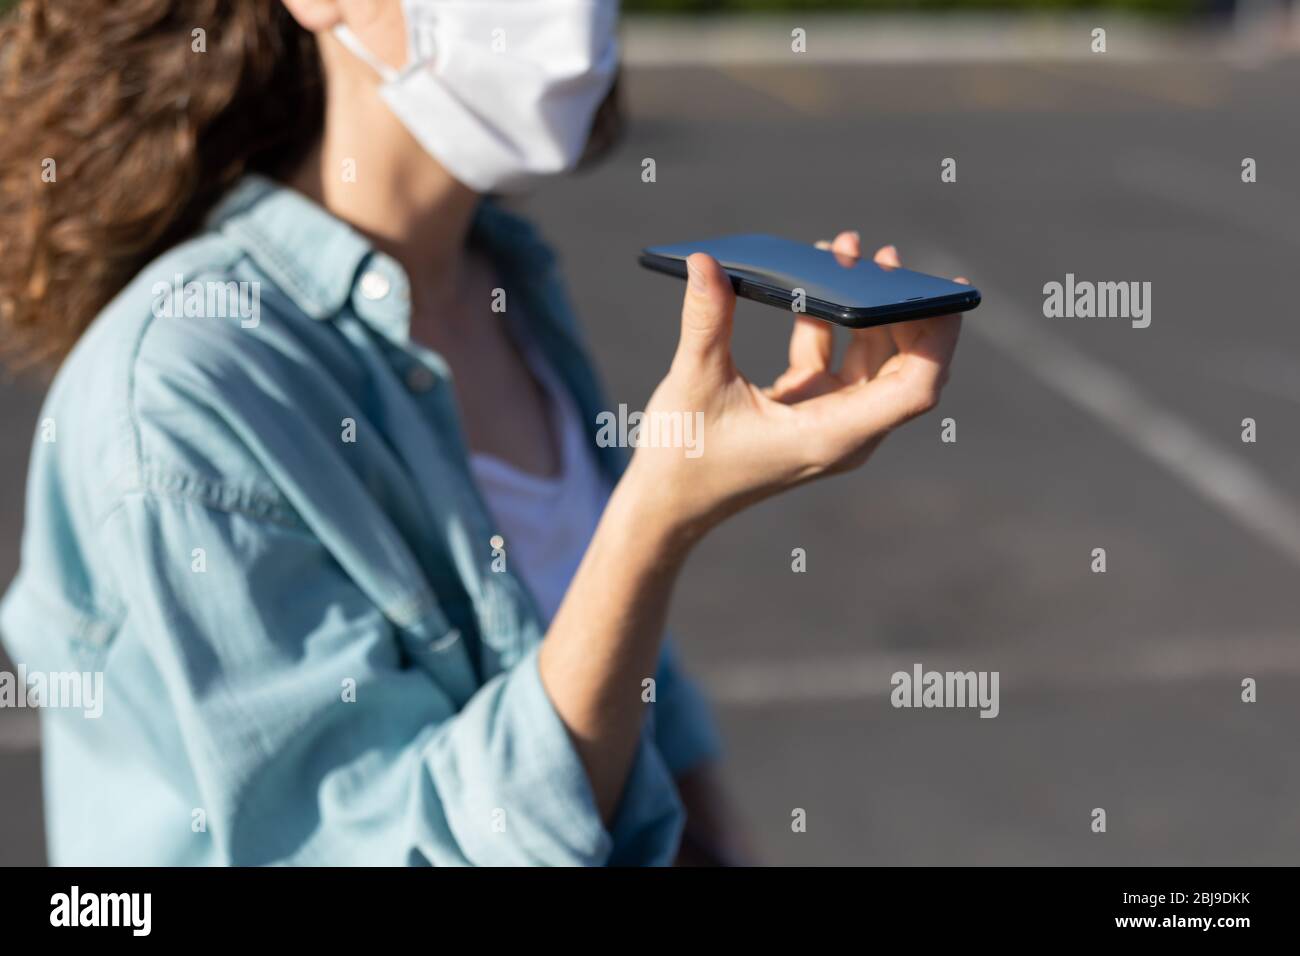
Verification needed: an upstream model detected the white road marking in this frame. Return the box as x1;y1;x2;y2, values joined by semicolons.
692;231;1300;705
703;635;1300;706
925;250;1300;571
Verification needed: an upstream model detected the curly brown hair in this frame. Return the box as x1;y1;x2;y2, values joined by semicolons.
0;0;324;370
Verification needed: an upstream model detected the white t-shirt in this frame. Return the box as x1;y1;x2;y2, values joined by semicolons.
469;341;611;625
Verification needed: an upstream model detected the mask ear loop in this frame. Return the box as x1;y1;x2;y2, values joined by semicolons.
332;25;402;84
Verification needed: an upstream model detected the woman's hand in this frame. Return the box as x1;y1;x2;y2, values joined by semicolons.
540;232;965;826
625;231;965;544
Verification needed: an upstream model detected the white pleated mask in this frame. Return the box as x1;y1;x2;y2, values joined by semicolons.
334;0;620;194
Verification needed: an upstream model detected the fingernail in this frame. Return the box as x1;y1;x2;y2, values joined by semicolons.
687;259;703;291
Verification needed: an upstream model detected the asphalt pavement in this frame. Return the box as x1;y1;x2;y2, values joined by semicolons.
3;42;1299;865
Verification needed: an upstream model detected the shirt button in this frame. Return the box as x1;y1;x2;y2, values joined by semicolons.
359;271;391;300
405;365;436;393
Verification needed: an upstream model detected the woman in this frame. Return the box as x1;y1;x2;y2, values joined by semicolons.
0;0;962;865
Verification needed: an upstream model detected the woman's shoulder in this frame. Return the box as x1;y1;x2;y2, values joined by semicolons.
40;225;335;530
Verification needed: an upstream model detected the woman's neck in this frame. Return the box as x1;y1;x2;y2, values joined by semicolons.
284;66;482;315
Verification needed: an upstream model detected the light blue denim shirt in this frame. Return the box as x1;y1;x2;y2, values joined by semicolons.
0;174;720;866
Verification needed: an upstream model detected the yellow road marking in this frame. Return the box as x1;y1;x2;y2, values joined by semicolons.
713;63;836;115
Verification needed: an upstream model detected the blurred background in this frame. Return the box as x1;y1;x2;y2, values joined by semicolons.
3;0;1300;865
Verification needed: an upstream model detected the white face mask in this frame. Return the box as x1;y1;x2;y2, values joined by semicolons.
334;0;619;194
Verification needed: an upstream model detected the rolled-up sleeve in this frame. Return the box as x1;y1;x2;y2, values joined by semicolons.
100;492;683;866
427;643;683;866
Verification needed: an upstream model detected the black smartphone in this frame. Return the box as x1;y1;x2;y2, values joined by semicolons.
639;233;980;329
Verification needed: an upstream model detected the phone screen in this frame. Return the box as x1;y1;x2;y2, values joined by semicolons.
641;234;977;324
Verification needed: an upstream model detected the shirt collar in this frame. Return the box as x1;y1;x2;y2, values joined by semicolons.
206;173;558;334
207;173;374;321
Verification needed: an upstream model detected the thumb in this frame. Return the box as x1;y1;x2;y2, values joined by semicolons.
674;253;735;377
